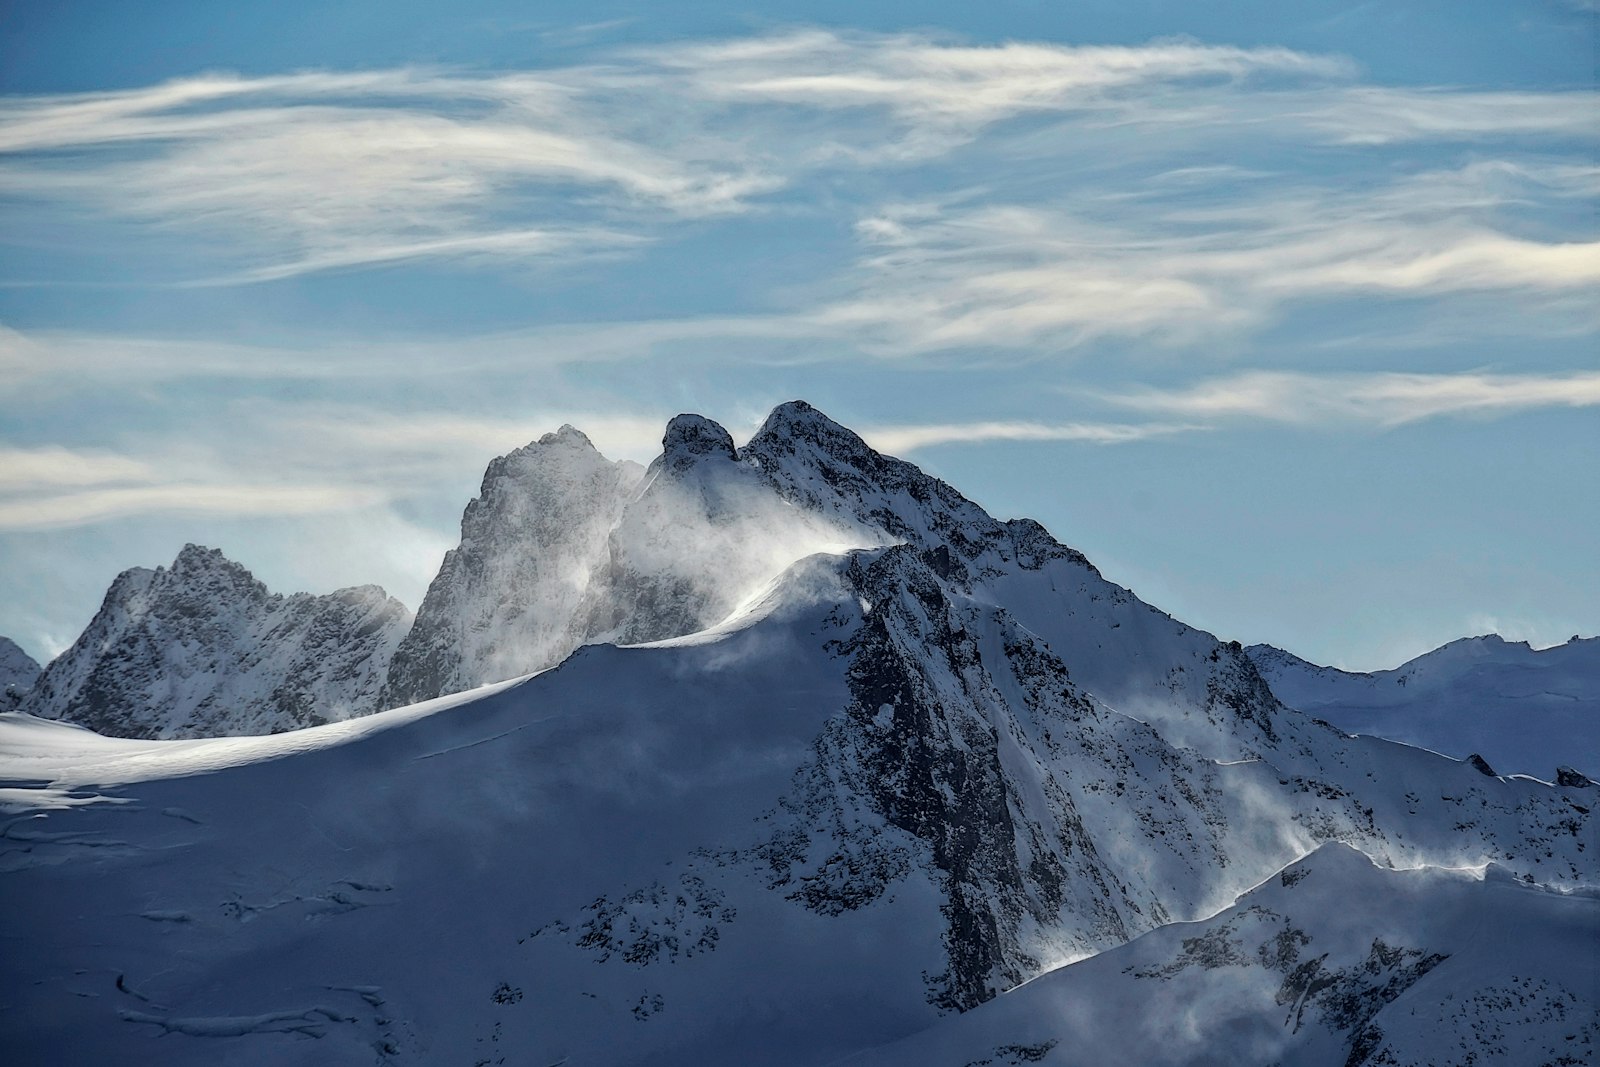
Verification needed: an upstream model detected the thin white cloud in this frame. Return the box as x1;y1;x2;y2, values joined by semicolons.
1299;87;1600;145
196;226;648;285
12;28;1578;289
862;419;1202;452
1091;370;1600;426
0;484;388;531
0;317;821;395
809;159;1600;356
0;447;155;489
648;31;1350;125
0;66;776;284
0;403;680;535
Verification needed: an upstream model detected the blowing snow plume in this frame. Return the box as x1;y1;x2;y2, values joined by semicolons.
384;408;886;709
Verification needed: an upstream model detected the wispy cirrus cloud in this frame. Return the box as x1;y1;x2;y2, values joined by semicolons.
0;430;396;532
1090;370;1600;426
644;31;1350;136
0;447;156;490
8;28;1590;289
811;154;1600;357
0;484;387;531
861;419;1202;452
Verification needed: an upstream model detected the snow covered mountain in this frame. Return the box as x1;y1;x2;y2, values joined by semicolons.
0;636;40;709
380;425;644;708
20;545;412;738
2;402;1594;1065
1249;635;1599;780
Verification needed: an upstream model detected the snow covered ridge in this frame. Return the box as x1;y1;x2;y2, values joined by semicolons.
1248;634;1599;780
0;405;1594;1064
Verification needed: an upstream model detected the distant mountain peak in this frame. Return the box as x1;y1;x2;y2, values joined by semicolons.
748;398;874;462
22;546;411;738
165;542;266;594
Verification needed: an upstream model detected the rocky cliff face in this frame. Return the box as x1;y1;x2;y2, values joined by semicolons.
379;425;644;708
20;545;411;738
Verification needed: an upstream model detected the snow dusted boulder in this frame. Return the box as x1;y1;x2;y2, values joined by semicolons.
380;425;644;707
20;545;411;738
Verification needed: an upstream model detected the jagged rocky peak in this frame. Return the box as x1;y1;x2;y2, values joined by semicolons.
660;412;737;471
576;409;855;647
21;544;412;739
463;425;626;536
380;426;646;708
750;399;873;459
168;541;264;584
744;400;1085;577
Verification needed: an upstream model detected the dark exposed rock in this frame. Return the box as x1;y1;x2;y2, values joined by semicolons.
1555;766;1594;788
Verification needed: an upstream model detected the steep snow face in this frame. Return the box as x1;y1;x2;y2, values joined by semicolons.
857;843;1600;1067
380;425;644;707
0;637;40;708
2;546;1591;1065
19;545;411;738
1250;635;1600;778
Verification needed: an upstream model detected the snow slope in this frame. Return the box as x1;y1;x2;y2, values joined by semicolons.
2;541;1592;1065
20;545;412;738
1250;635;1600;779
852;842;1599;1067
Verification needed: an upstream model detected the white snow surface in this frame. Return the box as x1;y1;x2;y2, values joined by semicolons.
1250;635;1600;779
852;843;1599;1067
3;401;1595;1065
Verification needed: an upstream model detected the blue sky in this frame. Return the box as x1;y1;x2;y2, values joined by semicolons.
1;0;1595;670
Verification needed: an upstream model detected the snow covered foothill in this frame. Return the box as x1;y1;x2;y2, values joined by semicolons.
1250;635;1600;779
